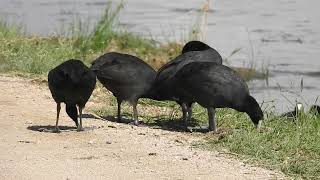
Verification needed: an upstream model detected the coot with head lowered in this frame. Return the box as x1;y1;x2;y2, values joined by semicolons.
149;41;223;126
91;52;156;125
173;62;263;132
48;59;96;132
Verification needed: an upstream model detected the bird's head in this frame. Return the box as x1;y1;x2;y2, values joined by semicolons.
245;95;264;129
65;104;78;127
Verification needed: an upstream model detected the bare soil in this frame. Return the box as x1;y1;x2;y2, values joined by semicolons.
0;75;285;180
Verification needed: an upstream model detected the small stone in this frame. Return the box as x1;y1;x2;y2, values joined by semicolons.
108;125;116;128
175;139;184;144
148;152;157;156
18;140;35;144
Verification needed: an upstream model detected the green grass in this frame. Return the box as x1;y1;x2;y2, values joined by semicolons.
201;109;320;179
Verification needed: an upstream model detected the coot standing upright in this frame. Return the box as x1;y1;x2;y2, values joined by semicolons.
91;52;156;125
173;62;263;132
48;59;96;132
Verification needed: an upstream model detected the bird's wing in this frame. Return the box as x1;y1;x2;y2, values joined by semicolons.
97;63;140;84
48;69;66;88
157;50;222;82
175;63;248;101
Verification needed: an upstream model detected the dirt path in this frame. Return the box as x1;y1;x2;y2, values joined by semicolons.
0;75;284;180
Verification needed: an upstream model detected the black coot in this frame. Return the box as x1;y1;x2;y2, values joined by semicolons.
173;62;263;132
91;52;156;125
150;41;223;124
48;59;96;132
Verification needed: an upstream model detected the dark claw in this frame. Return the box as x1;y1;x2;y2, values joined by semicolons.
129;120;146;127
77;126;84;132
53;127;61;133
185;127;193;133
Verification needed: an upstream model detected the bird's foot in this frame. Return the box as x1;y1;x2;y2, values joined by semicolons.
53;127;61;133
208;128;218;134
129;120;139;126
188;126;218;133
208;125;218;133
129;120;146;127
185;126;193;133
77;126;84;132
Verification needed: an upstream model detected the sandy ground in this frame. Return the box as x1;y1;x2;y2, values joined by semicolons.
0;75;285;180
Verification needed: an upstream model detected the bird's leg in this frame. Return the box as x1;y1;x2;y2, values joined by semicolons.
117;98;122;122
181;103;188;122
54;103;61;133
207;107;217;132
181;103;189;131
187;102;193;122
132;101;139;125
77;107;84;132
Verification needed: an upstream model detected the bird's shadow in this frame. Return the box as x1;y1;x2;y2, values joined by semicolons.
147;117;209;133
27;112;209;133
81;113;101;120
100;115;140;124
99;114;208;133
27;113;102;133
27;125;77;133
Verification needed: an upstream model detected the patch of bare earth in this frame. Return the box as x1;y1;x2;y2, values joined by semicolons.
0;75;285;179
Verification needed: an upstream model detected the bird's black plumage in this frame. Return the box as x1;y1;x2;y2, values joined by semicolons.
182;40;218;54
149;42;223;125
48;59;96;132
90;52;156;125
172;62;263;132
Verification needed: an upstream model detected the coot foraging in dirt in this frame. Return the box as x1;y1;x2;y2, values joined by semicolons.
48;59;96;132
149;43;223;124
91;52;156;125
172;62;263;132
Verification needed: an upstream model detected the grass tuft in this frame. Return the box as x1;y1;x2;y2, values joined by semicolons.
203;110;320;179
